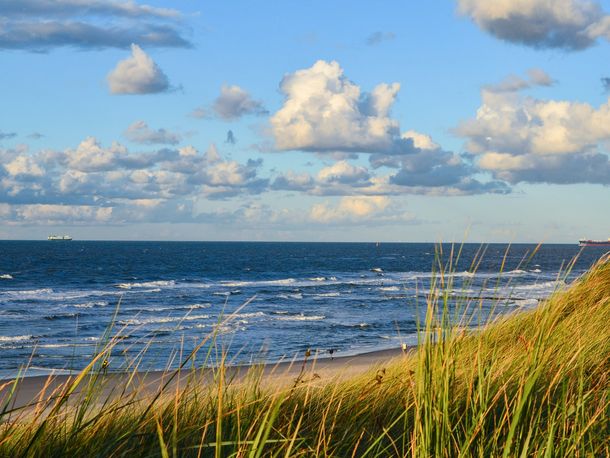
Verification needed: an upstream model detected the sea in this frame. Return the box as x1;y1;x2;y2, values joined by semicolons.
0;241;607;378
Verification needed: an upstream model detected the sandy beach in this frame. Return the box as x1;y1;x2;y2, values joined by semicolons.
0;347;407;413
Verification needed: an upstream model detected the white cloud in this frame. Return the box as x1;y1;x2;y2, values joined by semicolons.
124;121;181;145
271;60;407;154
0;1;180;19
457;0;610;50
65;137;129;172
0;0;189;51
456;88;610;184
310;196;391;223
211;85;268;120
0;138;269;224
317;160;370;184
401;130;440;150
16;204;113;223
107;44;170;94
483;68;555;93
4;156;44;177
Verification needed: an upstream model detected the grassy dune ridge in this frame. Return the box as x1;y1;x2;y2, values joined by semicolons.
0;253;608;457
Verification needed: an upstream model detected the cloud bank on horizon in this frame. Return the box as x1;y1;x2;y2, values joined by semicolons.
0;0;609;241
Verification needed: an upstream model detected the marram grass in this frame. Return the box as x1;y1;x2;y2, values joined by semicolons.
0;254;608;457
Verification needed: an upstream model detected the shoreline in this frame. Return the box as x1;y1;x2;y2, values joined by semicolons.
0;346;408;412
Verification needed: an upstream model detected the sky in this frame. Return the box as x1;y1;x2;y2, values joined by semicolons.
1;0;610;242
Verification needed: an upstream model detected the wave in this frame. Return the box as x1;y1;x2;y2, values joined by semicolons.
511;280;564;292
0;335;32;343
513;298;539;308
379;286;401;292
275;314;325;322
44;313;78;321
117;280;176;289
2;288;53;299
278;293;303;300
73;301;109;308
308;276;337;282
232;311;266;319
507;269;527;275
120;313;210;326
220;278;296;288
212;290;241;296
313;292;341;298
0;274;13;280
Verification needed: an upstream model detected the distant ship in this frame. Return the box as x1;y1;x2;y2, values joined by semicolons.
48;235;72;241
579;238;610;247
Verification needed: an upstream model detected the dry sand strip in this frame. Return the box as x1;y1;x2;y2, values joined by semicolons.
0;347;408;414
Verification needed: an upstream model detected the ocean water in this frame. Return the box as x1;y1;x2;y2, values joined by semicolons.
0;241;606;378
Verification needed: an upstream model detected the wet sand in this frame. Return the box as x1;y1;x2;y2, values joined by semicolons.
0;347;408;413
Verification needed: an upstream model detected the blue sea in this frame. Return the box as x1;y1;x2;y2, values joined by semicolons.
0;241;606;378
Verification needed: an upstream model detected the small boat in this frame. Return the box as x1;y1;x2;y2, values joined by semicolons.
370;267;383;274
579;238;610;247
48;235;73;241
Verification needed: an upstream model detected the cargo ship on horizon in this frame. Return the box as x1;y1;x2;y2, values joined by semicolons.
47;235;72;241
579;238;610;247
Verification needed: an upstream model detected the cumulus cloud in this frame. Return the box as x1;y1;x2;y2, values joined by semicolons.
366;31;396;46
124;121;181;145
456;87;610;184
4;156;44;177
457;0;610;50
310;196;389;222
15;204;113;224
0;137;268;225
107;44;170;94
269;60;508;194
0;0;190;51
317;160;370;185
309;196;415;225
271;171;315;192
210;85;268;120
483;68;555;93
271;60;413;154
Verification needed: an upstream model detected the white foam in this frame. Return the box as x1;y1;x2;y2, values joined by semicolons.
379;286;400;292
120;314;210;326
185;303;212;309
74;301;108;308
0;274;13;280
220;278;296;288
232;312;266;319
454;271;475;278
2;288;53;299
278;293;303;299
313;292;341;298
308;276;338;282
0;335;32;343
117;280;176;289
514;298;539;308
275;314;325;321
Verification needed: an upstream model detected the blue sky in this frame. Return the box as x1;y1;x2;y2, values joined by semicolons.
1;0;610;242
